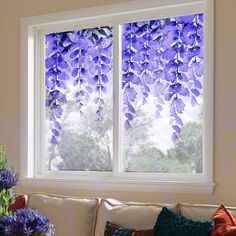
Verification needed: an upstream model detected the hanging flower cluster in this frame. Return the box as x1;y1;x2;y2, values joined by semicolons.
122;14;203;142
45;27;113;151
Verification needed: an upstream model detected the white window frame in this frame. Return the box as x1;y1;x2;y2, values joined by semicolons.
21;0;214;193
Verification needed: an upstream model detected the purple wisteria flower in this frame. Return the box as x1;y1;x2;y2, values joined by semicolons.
0;168;18;191
0;208;55;236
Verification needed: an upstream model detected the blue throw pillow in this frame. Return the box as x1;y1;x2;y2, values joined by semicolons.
154;207;213;236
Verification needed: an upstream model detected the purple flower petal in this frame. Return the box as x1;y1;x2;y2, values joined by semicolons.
70;49;80;59
51;135;57;145
101;55;110;64
124;120;132;130
102;74;109;83
191;88;200;97
125;113;133;121
172;132;179;143
72;68;79;77
172;125;181;133
126;87;137;102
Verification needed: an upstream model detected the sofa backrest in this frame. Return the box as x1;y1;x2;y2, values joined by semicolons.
27;193;99;236
94;198;179;236
27;193;236;236
179;203;236;220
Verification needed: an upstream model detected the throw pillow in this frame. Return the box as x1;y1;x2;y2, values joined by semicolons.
104;221;154;236
132;230;154;236
8;194;26;212
154;207;213;236
210;204;236;236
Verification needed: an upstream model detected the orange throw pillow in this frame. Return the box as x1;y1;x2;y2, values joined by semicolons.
8;194;27;212
211;204;236;236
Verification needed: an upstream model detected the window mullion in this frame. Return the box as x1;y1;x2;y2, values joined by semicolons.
113;24;123;175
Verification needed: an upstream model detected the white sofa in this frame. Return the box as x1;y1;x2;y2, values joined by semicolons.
26;193;236;236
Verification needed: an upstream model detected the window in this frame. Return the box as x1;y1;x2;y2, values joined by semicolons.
45;27;114;171
121;16;204;173
21;0;214;193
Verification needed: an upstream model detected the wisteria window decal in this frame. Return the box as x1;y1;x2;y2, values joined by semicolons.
122;14;203;143
122;14;204;172
45;27;113;170
44;13;204;173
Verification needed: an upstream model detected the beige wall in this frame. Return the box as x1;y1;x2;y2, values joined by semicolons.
0;0;236;205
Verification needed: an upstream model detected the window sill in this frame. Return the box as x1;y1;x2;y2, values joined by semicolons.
20;177;215;194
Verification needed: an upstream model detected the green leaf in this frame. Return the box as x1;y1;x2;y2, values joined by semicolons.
0;145;8;170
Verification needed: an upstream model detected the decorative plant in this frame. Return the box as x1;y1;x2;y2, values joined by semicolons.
0;209;54;236
0;145;55;236
0;145;18;217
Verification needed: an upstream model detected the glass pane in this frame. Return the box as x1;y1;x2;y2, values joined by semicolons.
122;14;204;173
45;27;113;171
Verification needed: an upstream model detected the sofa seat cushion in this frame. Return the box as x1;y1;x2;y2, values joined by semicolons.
180;203;236;221
27;193;99;236
94;198;178;236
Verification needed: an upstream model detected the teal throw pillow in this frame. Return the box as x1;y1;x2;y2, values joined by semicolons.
154;207;213;236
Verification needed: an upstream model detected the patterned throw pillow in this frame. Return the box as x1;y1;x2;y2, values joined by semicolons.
154;207;213;236
104;221;154;236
